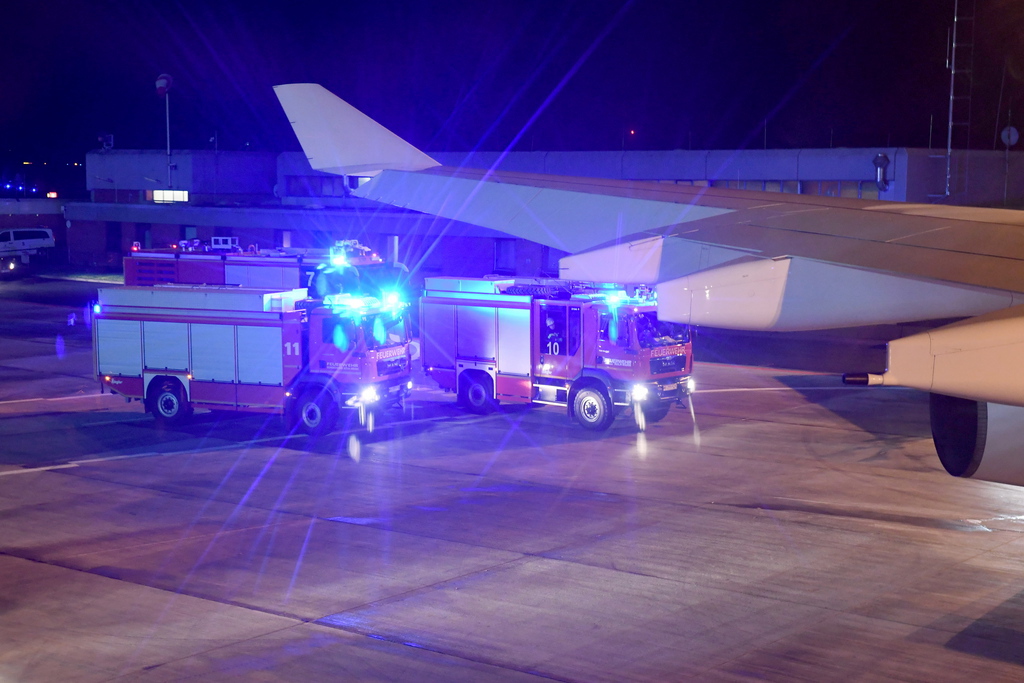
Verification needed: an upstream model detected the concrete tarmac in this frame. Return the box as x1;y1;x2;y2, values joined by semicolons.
3;287;1024;680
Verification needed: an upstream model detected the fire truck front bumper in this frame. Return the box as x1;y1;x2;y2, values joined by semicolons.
344;378;414;409
630;376;695;406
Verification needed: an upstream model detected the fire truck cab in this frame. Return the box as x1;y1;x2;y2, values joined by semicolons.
420;277;693;430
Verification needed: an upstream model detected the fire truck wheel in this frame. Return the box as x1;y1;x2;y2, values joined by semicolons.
295;389;338;437
460;373;495;414
644;402;672;423
150;379;192;427
574;386;614;431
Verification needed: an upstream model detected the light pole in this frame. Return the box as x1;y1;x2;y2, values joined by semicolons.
156;74;173;188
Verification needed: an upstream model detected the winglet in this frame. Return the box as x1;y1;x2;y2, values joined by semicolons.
273;83;440;176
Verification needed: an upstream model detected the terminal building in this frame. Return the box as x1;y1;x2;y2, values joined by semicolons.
10;144;1022;285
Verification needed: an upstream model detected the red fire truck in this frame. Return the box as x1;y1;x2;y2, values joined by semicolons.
94;248;413;436
419;277;693;430
123;238;385;288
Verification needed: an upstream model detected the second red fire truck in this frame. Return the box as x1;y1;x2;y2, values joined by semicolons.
419;277;694;430
94;241;413;436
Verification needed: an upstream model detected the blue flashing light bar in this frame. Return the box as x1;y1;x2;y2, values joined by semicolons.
596;288;655;307
324;291;408;315
324;293;370;310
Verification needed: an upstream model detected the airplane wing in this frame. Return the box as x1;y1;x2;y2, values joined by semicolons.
275;83;1024;487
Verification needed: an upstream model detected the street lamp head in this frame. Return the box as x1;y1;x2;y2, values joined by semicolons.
156;74;173;97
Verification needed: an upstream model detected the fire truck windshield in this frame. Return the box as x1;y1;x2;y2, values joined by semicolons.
363;311;408;350
634;312;690;348
323;317;358;351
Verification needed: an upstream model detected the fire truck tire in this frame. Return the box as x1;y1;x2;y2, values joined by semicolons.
460;373;496;414
644;402;672;423
573;386;614;431
149;379;192;428
295;389;338;437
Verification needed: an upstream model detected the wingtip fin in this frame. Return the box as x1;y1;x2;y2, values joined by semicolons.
274;83;439;176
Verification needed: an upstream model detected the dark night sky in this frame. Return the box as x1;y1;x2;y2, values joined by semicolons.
3;0;1023;170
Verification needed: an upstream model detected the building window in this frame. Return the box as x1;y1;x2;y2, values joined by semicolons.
284;175;349;198
105;222;121;252
541;246;565;276
494;239;516;274
149;190;189;203
820;181;840;197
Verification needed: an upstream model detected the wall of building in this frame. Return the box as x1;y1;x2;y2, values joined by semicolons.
433;147;1024;207
86;149;276;203
433;148;904;201
64;145;1024;272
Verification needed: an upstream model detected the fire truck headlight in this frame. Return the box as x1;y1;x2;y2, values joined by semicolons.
686;377;696;394
631;384;649;402
360;386;380;404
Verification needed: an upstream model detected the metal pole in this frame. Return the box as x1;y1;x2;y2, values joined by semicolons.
166;92;172;188
945;0;959;197
994;56;1007;150
1006;109;1013;206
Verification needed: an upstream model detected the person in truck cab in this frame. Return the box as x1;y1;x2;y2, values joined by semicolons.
636;314;657;347
545;314;566;355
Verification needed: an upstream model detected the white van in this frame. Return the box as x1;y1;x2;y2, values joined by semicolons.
0;228;55;270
